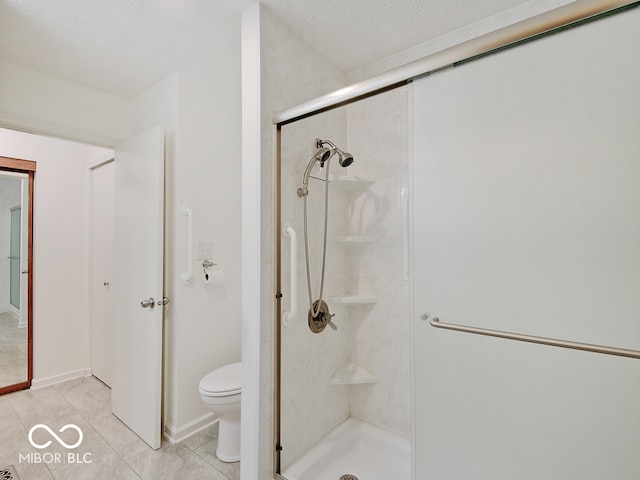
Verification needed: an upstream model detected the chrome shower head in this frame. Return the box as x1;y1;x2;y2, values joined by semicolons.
314;147;332;166
297;138;354;197
336;150;354;167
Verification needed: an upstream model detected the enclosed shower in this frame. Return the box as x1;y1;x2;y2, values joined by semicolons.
270;2;640;479
277;88;411;479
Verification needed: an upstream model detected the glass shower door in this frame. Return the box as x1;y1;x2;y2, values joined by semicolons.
412;6;640;479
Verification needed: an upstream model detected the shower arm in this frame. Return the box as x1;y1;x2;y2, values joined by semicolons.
316;138;337;150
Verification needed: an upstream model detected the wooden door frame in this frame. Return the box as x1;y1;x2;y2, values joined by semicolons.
0;156;35;395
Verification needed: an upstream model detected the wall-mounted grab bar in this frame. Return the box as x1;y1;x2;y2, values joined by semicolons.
181;206;193;285
282;223;297;326
427;316;640;360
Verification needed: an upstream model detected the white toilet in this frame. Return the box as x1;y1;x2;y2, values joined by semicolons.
199;361;241;462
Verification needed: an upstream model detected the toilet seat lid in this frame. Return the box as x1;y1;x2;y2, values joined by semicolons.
199;361;241;396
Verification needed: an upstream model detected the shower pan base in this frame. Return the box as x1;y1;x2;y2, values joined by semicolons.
281;417;410;480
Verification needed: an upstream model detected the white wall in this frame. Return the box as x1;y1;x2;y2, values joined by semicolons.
168;58;243;437
123;56;243;443
0;128;112;385
0;42;243;440
240;7;264;479
241;4;347;477
0;60;131;146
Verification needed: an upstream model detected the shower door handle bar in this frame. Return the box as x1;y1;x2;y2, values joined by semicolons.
428;316;640;360
282;223;297;326
181;206;193;285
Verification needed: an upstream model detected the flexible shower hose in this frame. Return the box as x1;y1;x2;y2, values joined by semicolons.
302;158;332;318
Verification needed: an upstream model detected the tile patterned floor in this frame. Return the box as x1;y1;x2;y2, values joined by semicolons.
0;376;240;480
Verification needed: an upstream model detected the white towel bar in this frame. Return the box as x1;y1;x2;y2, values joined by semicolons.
428;316;640;360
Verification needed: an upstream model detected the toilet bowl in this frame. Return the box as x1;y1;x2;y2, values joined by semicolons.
199;361;241;462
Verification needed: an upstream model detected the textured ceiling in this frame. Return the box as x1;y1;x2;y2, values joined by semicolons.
0;0;533;99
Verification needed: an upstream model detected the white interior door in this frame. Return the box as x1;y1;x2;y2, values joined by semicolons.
91;161;114;386
112;126;165;449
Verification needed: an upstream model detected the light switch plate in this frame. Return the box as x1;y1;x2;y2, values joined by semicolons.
197;241;213;260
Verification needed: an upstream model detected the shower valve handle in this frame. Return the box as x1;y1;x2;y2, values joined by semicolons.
308;300;338;333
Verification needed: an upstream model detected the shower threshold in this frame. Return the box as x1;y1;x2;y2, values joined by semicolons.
281;417;411;480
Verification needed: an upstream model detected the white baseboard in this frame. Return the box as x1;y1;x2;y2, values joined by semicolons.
31;368;92;389
163;411;218;445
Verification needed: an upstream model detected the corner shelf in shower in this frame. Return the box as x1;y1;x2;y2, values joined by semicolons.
332;235;375;246
329;362;377;385
329;295;377;305
328;175;375;192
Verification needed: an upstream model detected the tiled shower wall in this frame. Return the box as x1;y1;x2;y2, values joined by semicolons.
345;86;410;439
257;5;410;474
256;5;347;477
280;113;351;466
279;86;410;470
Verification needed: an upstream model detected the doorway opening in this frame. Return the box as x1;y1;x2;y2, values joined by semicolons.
0;156;35;395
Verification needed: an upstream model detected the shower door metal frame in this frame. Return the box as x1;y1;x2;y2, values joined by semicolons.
272;1;640;477
273;0;638;126
274;125;283;476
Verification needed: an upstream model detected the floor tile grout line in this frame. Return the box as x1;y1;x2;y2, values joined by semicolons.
54;378;232;480
5;376;239;480
56;379;146;480
10;378;134;480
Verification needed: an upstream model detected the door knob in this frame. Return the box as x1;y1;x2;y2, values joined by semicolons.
141;297;155;308
158;297;170;306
